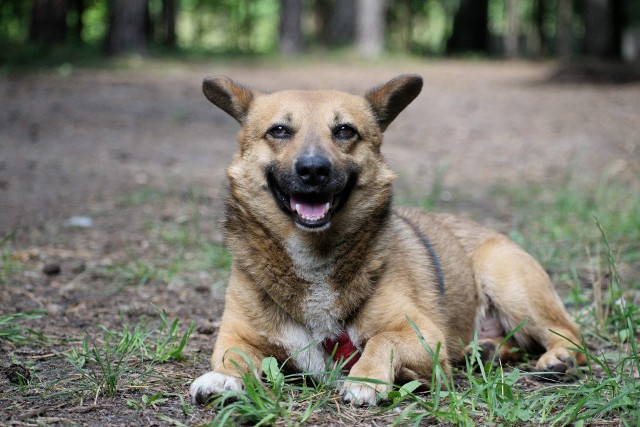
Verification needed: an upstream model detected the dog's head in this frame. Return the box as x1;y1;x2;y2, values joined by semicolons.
203;75;422;234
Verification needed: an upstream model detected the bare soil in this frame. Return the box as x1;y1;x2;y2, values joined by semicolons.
1;59;639;426
3;59;640;233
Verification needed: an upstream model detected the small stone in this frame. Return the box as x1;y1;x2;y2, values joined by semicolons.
42;263;61;276
194;284;210;294
66;216;94;228
197;320;219;335
46;303;65;316
4;364;31;384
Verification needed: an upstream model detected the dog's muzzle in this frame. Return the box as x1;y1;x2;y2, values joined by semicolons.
267;155;356;231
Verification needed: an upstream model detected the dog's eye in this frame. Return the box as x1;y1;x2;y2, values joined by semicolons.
267;125;291;139
333;125;358;140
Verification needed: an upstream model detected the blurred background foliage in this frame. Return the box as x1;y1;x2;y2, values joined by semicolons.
1;0;640;64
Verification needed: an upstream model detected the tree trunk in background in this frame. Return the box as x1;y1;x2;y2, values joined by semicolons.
446;0;489;54
582;0;613;57
504;0;519;58
531;0;546;57
69;0;85;43
557;0;573;58
29;0;68;45
609;0;625;58
162;0;177;48
317;0;356;47
106;0;149;55
356;0;386;57
279;0;303;55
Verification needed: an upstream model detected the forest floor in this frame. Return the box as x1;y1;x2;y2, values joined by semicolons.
1;57;639;426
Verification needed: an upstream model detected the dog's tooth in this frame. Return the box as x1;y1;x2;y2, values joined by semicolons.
325;202;330;212
294;203;300;213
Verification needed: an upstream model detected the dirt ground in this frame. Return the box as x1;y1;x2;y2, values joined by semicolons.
1;59;640;425
3;59;640;234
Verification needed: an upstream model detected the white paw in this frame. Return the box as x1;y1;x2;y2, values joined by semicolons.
190;371;243;404
341;382;379;406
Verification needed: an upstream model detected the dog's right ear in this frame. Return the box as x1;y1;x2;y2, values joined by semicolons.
202;76;255;124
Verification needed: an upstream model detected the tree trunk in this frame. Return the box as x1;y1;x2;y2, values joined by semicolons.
582;0;613;57
105;0;149;55
400;0;413;52
279;0;303;55
317;0;356;47
356;0;386;57
504;0;519;58
531;0;546;57
162;0;177;47
609;0;625;58
29;0;68;45
446;0;489;54
557;0;573;58
69;0;85;43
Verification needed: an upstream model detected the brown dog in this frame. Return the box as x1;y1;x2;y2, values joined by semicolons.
190;75;585;406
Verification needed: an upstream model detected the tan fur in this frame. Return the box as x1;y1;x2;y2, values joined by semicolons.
190;75;585;406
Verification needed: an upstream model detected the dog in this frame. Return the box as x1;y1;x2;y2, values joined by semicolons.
190;74;585;406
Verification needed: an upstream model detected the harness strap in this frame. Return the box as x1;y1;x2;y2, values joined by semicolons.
323;331;360;371
395;212;446;296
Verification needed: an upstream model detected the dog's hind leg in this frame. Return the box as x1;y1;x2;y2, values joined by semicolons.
466;337;523;367
471;235;586;373
466;308;524;366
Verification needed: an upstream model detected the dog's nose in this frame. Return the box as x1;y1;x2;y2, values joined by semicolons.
295;155;331;186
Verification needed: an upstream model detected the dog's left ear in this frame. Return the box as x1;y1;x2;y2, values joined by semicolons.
365;74;423;132
202;76;255;124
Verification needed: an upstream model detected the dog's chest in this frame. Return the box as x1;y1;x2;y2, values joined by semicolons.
285;236;344;341
286;236;334;283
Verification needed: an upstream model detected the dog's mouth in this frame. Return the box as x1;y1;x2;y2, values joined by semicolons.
290;193;333;224
267;171;356;231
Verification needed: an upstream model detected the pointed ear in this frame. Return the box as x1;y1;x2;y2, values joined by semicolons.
202;76;255;124
365;74;423;132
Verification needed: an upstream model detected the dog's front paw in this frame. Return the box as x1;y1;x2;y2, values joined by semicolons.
190;371;243;404
341;381;390;406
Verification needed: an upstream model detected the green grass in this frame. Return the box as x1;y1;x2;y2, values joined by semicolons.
200;351;348;426
103;232;231;293
63;310;195;399
487;179;640;345
97;185;232;293
0;234;25;282
0;310;194;414
191;305;637;426
2;178;638;425
66;330;143;397
192;178;640;425
119;187;169;206
490;178;640;276
0;310;49;346
195;286;638;426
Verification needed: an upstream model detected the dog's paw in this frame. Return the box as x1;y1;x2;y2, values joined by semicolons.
534;348;580;382
341;381;391;406
536;348;576;374
190;371;243;405
341;382;378;406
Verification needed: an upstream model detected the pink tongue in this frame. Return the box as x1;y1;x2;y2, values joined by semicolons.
290;194;332;220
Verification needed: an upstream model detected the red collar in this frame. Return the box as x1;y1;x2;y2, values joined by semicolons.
323;331;360;371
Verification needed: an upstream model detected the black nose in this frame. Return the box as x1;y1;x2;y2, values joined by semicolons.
295;155;331;186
